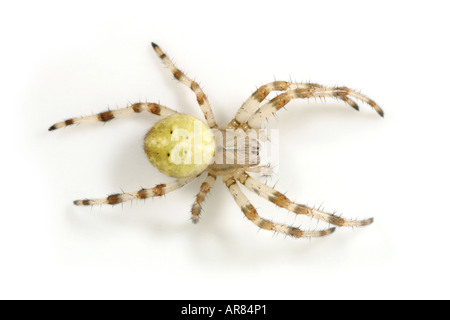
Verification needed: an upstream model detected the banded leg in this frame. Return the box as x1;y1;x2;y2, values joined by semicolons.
223;175;335;238
245;86;383;130
228;81;362;129
48;103;177;131
151;42;217;129
235;169;373;227
74;176;196;206
191;174;216;223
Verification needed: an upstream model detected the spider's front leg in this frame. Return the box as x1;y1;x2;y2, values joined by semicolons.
48;103;177;131
74;176;195;206
235;169;373;228
244;86;383;129
228;81;364;129
224;175;336;238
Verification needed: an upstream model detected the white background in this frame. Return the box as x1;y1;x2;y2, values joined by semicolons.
1;0;449;299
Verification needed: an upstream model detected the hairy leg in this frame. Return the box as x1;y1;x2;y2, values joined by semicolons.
245;86;383;129
49;103;177;131
191;174;216;223
223;175;335;238
74;176;196;206
228;81;362;129
152;42;217;129
235;169;373;227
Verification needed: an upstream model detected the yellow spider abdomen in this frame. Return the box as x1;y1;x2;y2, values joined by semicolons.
144;114;215;178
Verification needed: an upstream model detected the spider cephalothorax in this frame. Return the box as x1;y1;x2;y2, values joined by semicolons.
49;42;383;238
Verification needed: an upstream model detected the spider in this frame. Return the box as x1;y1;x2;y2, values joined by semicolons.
49;42;383;238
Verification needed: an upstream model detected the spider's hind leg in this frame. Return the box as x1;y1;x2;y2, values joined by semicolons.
74;176;196;206
49;103;177;131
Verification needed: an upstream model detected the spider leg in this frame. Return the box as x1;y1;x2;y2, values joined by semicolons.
73;176;196;206
228;81;290;128
235;169;373;227
244;86;383;129
223;175;335;238
151;42;217;129
228;81;361;129
245;165;274;176
48;103;177;131
191;173;216;223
